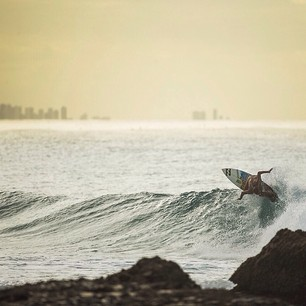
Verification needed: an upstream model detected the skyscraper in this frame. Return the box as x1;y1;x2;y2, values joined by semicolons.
61;106;67;120
53;110;59;119
38;109;44;119
25;107;34;119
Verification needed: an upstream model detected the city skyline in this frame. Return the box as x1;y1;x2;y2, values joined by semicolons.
192;109;228;121
0;103;68;120
1;102;230;121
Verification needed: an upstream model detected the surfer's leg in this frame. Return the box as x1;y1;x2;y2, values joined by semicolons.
261;191;277;202
262;186;277;202
256;173;263;195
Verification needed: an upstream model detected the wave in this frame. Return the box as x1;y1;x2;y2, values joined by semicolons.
1;186;299;257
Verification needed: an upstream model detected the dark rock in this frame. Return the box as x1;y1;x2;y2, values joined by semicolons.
230;228;306;304
105;256;200;289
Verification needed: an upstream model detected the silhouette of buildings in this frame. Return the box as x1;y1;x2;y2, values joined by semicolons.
61;106;67;120
0;104;22;119
0;104;68;120
38;109;44;119
192;111;206;120
25;107;34;119
192;108;228;120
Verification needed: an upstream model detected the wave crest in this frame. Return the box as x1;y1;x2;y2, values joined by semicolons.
0;188;291;254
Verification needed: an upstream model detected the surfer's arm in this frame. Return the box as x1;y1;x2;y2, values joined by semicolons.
238;179;254;200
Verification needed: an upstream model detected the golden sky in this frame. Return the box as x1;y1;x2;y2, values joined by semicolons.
1;0;306;120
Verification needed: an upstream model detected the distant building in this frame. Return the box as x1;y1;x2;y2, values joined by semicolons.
45;108;53;119
61;106;67;119
0;104;13;119
193;111;206;120
25;107;35;119
38;109;44;119
13;106;22;119
0;104;4;119
0;104;6;119
7;105;14;119
53;110;59;119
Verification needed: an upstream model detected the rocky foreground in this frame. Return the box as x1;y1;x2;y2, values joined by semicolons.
1;228;305;306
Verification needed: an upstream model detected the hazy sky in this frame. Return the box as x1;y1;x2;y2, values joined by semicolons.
1;0;306;120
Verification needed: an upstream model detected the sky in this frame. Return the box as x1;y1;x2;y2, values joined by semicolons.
1;0;306;120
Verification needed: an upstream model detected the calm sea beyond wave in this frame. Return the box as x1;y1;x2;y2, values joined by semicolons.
0;120;305;289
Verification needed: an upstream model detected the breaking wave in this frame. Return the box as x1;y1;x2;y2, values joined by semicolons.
1;186;299;257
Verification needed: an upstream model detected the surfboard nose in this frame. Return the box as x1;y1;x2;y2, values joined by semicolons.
222;168;231;176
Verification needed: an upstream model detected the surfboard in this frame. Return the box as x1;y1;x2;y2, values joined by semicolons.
222;168;252;190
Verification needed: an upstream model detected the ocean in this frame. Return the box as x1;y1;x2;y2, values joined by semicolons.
0;120;305;289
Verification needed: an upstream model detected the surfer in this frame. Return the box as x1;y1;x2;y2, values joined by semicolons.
238;168;277;202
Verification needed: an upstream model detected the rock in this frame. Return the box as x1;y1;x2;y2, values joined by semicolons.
105;256;200;289
230;228;306;304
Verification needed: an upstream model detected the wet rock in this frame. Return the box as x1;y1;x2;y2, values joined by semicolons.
105;256;200;289
230;228;306;304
